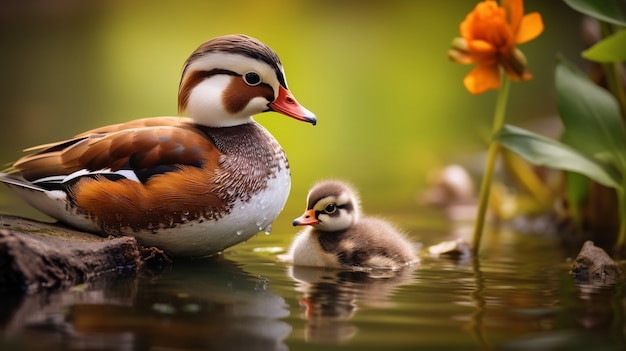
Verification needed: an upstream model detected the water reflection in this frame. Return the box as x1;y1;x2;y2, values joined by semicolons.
574;281;625;348
287;265;414;344
469;256;488;350
1;258;290;351
4;235;626;350
498;278;626;351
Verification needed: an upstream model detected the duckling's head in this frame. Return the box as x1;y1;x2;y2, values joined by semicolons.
293;180;361;232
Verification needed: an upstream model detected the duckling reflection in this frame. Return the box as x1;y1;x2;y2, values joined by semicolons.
288;265;415;344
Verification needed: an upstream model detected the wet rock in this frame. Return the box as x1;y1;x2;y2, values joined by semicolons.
571;240;621;283
0;215;169;294
427;238;472;259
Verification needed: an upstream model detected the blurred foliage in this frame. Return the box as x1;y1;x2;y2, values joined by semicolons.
0;1;584;236
497;0;626;251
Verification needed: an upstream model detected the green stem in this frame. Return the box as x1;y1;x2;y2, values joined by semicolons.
472;142;500;252
604;62;626;116
472;75;511;253
616;187;626;253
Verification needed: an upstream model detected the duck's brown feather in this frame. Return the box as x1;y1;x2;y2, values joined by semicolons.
73;166;224;232
13;117;220;181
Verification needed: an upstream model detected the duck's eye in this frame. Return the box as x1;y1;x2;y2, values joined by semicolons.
324;203;336;214
243;72;261;86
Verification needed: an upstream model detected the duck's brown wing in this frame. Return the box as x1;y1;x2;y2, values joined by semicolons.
21;117;189;153
13;117;220;181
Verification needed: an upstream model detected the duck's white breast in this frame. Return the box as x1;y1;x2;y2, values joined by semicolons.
130;165;291;257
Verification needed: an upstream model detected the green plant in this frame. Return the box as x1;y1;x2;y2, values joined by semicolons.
495;0;626;252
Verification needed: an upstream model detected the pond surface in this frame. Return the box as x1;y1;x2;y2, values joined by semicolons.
0;216;624;351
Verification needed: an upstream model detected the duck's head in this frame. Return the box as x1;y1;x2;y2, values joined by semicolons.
178;34;316;127
293;180;361;232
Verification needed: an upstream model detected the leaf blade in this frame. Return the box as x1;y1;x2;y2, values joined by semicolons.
563;0;626;26
556;58;626;173
495;125;621;189
582;30;626;63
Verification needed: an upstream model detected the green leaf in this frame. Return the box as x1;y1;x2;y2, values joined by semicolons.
556;58;626;173
582;30;626;62
563;0;626;26
495;125;621;189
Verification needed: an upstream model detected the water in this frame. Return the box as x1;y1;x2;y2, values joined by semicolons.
1;221;624;351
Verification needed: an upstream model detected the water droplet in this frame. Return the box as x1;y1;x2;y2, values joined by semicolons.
144;224;157;233
236;230;244;236
264;223;273;235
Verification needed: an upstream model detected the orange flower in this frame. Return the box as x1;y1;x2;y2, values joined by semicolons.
448;0;544;94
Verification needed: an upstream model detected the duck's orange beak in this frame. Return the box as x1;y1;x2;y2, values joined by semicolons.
292;209;319;226
269;86;317;125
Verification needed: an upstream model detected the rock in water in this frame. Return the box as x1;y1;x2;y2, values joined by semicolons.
571;240;621;283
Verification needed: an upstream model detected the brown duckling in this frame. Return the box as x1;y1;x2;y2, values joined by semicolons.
280;180;418;270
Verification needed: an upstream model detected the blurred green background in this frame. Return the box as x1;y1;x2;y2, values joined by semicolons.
0;1;584;236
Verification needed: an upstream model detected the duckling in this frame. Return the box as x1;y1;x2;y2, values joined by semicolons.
280;180;418;270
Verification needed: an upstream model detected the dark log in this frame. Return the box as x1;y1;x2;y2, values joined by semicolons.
0;215;168;294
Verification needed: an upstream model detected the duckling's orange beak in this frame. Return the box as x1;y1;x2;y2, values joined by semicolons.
292;209;319;226
269;86;317;125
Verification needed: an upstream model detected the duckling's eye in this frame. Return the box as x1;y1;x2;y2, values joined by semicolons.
243;72;261;86
324;203;337;214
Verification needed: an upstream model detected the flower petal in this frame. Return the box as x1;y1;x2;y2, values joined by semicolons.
461;1;513;54
463;64;501;95
502;0;523;36
516;12;544;44
467;39;496;54
464;40;498;65
460;0;501;41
